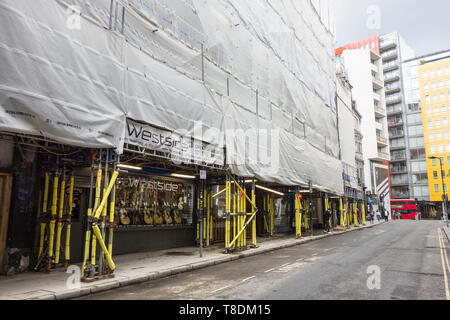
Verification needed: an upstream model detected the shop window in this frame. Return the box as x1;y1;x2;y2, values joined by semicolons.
115;174;195;227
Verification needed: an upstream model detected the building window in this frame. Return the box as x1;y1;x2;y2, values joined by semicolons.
430;69;435;78
439;144;444;153
441;93;445;101
428;120;433;128
443;105;447;113
424;83;429;91
423;71;428;79
437;132;442;140
426;95;430;104
436;119;440;127
434;106;439;114
445;131;449;139
444;118;448;126
435;184;440;193
448;156;450;165
433;94;438;102
434;171;438;179
427;108;432;115
432;82;436;90
439;80;444;88
438;68;443;77
446;66;450;75
431;145;436;154
432;158;437;166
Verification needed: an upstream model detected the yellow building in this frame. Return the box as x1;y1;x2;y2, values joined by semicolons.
418;57;450;201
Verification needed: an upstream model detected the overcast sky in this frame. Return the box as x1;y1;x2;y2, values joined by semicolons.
333;0;450;57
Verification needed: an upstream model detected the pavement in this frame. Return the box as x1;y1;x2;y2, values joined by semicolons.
442;223;450;242
0;220;387;300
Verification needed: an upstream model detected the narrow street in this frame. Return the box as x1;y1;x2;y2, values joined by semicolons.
78;221;450;300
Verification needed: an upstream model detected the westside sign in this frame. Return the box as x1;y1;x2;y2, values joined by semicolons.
124;119;224;166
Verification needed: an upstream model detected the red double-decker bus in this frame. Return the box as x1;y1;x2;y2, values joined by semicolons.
390;199;420;220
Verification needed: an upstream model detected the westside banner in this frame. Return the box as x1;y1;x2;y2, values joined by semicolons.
124;119;225;167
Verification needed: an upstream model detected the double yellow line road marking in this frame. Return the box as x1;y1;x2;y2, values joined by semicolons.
437;228;450;300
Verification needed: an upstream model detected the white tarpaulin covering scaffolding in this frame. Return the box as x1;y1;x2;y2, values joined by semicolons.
0;0;343;195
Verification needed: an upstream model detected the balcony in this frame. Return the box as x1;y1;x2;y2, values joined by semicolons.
391;179;409;186
386;95;402;105
388;119;403;127
383;61;399;72
380;39;397;51
387;106;403;116
375;121;383;131
371;63;379;73
389;130;404;138
384;73;400;84
391;153;406;162
373;91;382;101
390;144;406;151
385;84;401;94
377;152;390;161
390;166;408;174
392;191;410;199
377;136;389;146
382;50;398;62
374;105;386;117
372;77;384;90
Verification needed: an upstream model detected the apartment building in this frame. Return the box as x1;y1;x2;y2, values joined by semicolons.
336;35;391;212
417;53;450;209
336;62;365;201
379;32;415;200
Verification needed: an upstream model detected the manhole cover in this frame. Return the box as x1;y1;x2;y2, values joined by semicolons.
165;251;195;256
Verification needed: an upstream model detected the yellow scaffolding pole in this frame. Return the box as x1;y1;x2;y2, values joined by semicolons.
304;200;309;230
251;178;256;247
225;175;257;251
225;178;231;248
81;208;92;277
64;175;74;263
339;198;344;226
362;202;366;225
354;202;359;226
54;171;66;264
295;194;303;238
209;191;213;243
233;183;236;248
206;188;210;247
108;177;116;256
48;174;59;267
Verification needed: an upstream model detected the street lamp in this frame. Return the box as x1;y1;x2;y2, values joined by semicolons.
429;156;449;227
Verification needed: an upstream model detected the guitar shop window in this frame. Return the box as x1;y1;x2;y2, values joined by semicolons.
115;175;194;227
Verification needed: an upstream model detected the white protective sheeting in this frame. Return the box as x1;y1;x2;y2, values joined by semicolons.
0;0;343;194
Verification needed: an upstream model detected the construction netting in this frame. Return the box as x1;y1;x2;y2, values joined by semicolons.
0;0;343;195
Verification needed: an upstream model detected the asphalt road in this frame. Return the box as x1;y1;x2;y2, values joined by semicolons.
78;220;450;300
